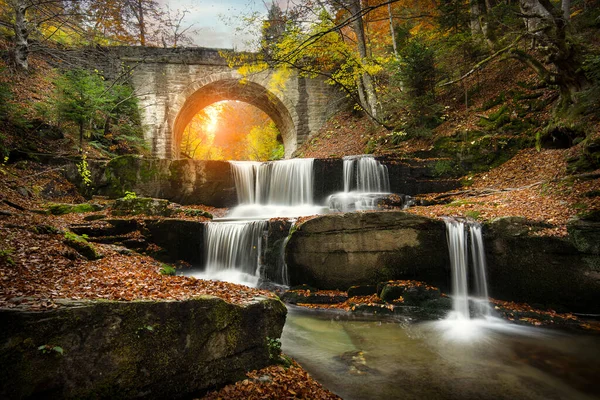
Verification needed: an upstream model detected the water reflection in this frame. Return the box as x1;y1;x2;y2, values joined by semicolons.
281;306;600;400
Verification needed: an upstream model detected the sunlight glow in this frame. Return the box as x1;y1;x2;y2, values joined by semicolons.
203;103;222;135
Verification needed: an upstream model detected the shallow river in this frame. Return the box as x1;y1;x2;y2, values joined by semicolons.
281;306;600;400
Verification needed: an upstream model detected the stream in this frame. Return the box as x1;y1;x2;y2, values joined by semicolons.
281;306;600;400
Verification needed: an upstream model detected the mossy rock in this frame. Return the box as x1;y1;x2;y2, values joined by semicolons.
63;232;102;260
48;203;103;215
566;136;600;174
347;285;377;297
567;215;600;255
83;214;107;221
32;225;61;235
487;216;551;236
379;284;406;303
112;197;171;217
402;286;442;305
174;208;213;219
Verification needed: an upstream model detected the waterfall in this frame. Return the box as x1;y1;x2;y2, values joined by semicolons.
201;220;267;287
328;155;391;212
230;159;314;206
444;218;491;320
344;155;390;193
231;161;261;204
469;223;491;317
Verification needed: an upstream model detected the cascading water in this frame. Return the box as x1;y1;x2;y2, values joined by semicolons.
227;159;327;219
328;155;392;212
198;158;324;287
196;156;400;288
191;220;267;287
439;218;504;341
444;218;491;320
469;223;491;317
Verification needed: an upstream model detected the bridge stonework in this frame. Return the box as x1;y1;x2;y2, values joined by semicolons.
107;47;346;159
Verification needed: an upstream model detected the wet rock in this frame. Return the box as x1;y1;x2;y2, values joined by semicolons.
143;219;205;263
484;217;600;313
285;211;450;291
281;290;347;305
347;285;377;297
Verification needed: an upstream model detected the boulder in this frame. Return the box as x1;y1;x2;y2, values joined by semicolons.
0;296;287;399
347;285;377;297
143;219;205;263
567;212;600;255
88;156;237;207
112;197;171;217
285;211;450;291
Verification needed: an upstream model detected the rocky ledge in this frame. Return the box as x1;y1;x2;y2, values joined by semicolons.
285;211;600;313
0;296;286;399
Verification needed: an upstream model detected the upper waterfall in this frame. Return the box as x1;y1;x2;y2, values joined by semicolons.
228;159;327;219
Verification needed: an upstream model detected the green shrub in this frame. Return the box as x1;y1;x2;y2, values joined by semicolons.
159;264;176;276
0;249;15;265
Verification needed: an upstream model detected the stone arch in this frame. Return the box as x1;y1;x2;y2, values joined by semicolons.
170;71;299;159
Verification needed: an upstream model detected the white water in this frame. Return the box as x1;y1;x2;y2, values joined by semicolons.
196;159;322;287
441;218;501;341
328;155;392;212
189;220;267;287
230;159;314;206
197;156;396;288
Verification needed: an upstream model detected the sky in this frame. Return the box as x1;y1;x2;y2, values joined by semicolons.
159;0;270;50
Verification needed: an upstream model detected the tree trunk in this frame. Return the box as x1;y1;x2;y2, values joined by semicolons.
348;0;378;119
561;0;571;20
130;0;147;46
469;0;484;36
13;0;29;71
388;2;398;57
79;121;84;151
517;0;588;111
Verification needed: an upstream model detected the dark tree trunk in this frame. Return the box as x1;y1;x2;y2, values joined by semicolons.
517;0;589;111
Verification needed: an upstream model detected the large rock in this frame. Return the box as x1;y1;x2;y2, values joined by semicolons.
112;197;171;216
82;156;237;207
0;296;286;399
143;219;205;263
484;217;600;313
567;211;600;255
285;211;450;291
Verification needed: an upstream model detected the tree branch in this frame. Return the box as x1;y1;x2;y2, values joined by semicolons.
439;35;525;87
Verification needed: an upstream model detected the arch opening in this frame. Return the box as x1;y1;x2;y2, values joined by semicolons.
179;100;284;161
173;79;296;160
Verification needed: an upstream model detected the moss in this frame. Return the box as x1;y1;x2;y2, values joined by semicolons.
379;284;405;303
159;264;176;275
480;93;505;111
47;203;102;215
112;197;171;217
63;231;102;260
103;155;144;197
433;131;531;175
32;224;61;234
174;208;213;219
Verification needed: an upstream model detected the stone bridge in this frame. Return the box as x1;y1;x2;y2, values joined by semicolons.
104;47;346;159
